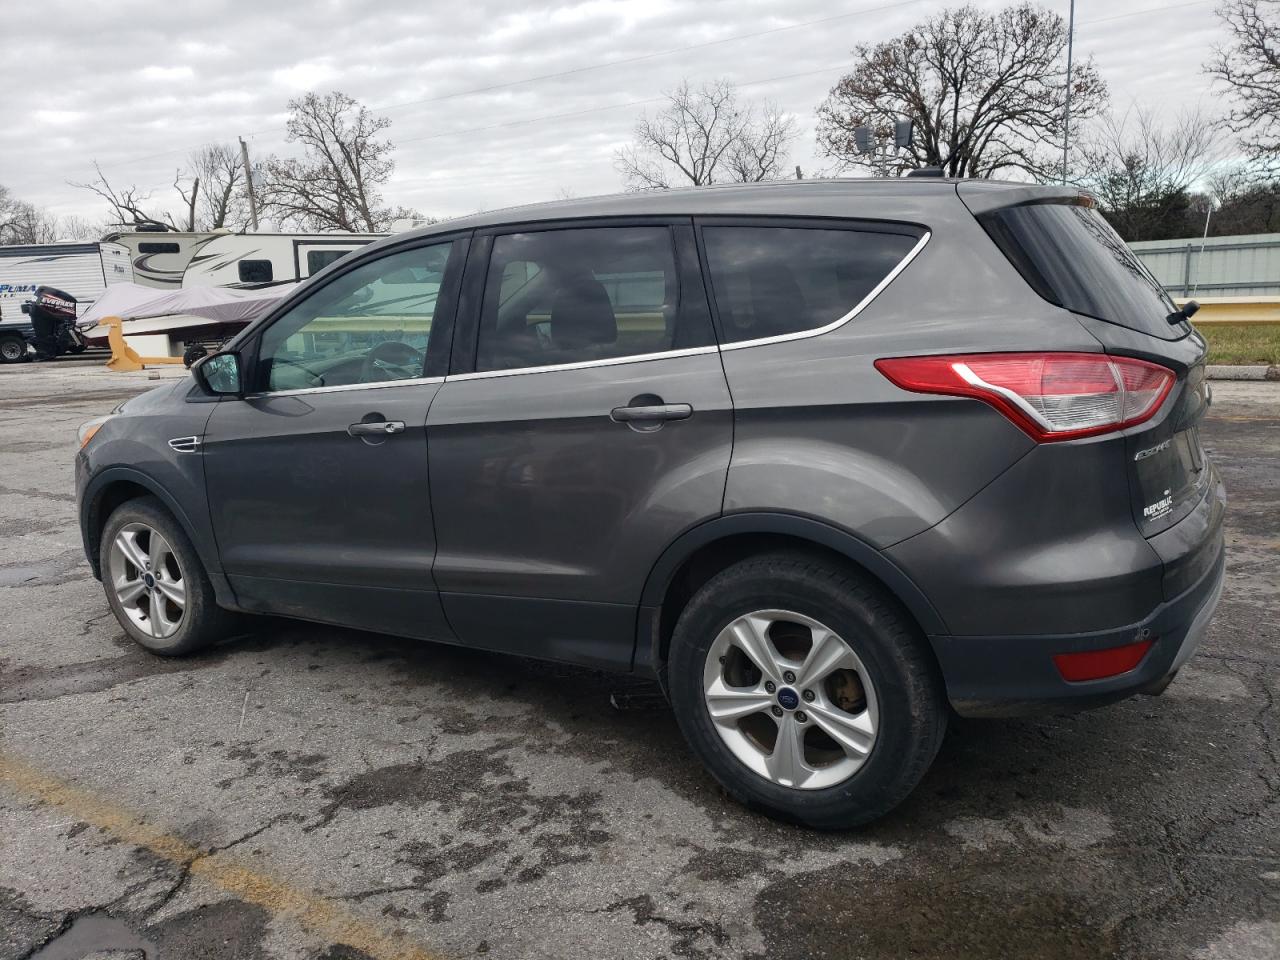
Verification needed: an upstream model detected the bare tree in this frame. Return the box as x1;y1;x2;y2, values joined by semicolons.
69;161;168;230
166;144;253;231
170;169;200;232
726;102;800;184
0;185;102;244
0;190;59;244
615;79;798;190
57;215;103;242
259;91;401;232
1076;107;1223;241
1207;0;1280;171
817;3;1108;179
190;143;249;229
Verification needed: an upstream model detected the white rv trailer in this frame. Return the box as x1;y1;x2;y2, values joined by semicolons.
102;230;213;289
180;232;381;287
0;241;134;322
104;229;382;289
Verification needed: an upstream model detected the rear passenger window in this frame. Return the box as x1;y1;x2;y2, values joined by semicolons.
701;226;920;344
476;227;709;372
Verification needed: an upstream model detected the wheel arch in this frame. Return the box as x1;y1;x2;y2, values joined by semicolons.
635;513;947;678
82;467;213;582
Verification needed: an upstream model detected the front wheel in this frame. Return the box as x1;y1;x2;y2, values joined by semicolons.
667;552;947;829
0;335;28;363
100;496;236;656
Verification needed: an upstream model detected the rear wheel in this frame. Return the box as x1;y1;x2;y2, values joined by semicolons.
100;497;235;656
0;335;28;363
667;552;947;828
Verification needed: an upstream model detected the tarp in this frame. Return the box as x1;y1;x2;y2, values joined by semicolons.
78;281;297;334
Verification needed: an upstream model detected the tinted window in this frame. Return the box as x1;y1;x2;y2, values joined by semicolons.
476;227;706;372
979;202;1185;340
307;249;350;275
701;226;919;343
238;259;273;283
138;242;180;254
257;242;451;392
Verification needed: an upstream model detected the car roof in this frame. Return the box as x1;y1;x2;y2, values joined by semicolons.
393;177;1074;243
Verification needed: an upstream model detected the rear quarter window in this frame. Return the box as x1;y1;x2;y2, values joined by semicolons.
978;201;1187;341
699;225;921;344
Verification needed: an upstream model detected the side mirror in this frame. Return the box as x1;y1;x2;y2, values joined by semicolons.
192;351;243;397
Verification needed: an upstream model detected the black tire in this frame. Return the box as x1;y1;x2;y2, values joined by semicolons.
99;496;237;656
667;551;947;829
67;343;87;354
0;335;28;363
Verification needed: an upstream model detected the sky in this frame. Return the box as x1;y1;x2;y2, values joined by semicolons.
0;0;1230;229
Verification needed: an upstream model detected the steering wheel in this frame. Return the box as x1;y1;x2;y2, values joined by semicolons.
361;340;424;382
270;356;325;389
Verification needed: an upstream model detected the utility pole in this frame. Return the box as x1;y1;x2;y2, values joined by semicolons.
239;136;260;231
1061;0;1076;184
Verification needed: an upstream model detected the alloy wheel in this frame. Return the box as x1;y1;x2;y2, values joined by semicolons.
702;609;879;790
108;523;186;639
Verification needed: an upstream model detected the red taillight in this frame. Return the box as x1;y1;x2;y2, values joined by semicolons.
874;352;1175;442
1053;639;1154;682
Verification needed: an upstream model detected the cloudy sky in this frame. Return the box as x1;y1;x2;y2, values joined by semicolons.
2;0;1228;229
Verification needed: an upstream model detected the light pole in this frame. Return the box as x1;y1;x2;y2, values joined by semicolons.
1061;0;1076;183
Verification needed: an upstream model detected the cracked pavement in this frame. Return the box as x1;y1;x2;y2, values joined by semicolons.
1;358;1277;959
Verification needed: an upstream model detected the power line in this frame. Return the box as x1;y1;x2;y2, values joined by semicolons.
396;65;847;148
65;0;1222;193
82;0;933;174
1077;0;1213;29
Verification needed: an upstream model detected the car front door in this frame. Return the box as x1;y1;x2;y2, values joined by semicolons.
202;236;467;640
426;221;733;668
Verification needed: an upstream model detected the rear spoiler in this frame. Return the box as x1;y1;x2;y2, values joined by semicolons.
956;181;1088;216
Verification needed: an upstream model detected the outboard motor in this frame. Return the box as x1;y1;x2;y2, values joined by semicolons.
21;286;84;360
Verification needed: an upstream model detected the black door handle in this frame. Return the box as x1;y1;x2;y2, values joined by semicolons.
610;403;693;423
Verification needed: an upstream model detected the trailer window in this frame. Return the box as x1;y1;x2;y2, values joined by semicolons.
307;250;350;275
239;260;273;283
138;242;180;254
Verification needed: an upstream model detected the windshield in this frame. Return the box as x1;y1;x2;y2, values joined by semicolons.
979;201;1187;341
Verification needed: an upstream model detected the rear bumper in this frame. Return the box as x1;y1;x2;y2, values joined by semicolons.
934;538;1225;718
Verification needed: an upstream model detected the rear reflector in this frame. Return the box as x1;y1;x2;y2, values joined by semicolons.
875;353;1175;441
1053;639;1154;682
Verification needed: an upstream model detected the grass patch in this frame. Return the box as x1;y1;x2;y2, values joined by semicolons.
1195;322;1280;365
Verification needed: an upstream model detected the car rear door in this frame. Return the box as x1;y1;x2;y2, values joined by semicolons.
202;236;467;640
425;220;732;668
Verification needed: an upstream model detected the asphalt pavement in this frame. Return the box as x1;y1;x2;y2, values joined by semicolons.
1;356;1277;960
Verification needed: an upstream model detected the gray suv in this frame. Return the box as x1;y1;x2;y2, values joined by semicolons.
76;180;1225;828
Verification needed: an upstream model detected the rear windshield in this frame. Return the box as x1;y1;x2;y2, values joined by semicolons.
979;201;1187;341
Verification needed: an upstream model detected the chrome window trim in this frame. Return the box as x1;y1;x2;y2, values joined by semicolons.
718;229;931;352
450;344;719;381
249;230;928;389
248;375;446;399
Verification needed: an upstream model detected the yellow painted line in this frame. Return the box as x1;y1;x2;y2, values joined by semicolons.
0;752;441;960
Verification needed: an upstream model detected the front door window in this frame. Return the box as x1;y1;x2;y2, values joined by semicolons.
257;242;452;392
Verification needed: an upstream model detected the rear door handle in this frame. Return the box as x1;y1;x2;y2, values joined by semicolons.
610;403;693;423
347;420;405;437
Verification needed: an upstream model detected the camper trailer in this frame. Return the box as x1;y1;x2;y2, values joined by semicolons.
104;229;381;288
101;230;213;289
180;232;380;286
0;242;134;361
